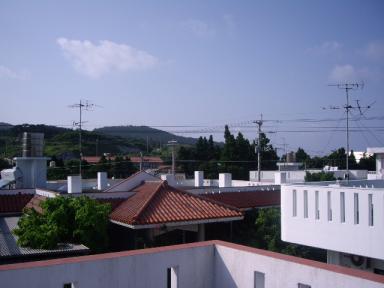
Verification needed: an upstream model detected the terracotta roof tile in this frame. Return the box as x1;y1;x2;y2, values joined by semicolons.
0;194;33;214
25;195;47;213
110;181;243;226
202;191;280;210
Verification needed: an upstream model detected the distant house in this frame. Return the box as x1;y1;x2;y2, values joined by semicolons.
82;156;164;170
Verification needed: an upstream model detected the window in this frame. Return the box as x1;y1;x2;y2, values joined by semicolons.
340;192;345;223
167;266;178;288
315;191;320;220
303;190;308;218
354;193;359;224
63;284;74;288
293;190;297;217
368;194;374;226
254;271;265;288
298;284;311;288
327;191;332;221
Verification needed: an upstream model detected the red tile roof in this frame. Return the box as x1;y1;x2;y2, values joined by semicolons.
25;195;46;214
110;181;243;226
0;194;33;214
202;190;280;210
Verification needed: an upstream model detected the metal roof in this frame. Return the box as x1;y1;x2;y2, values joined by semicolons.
0;217;89;259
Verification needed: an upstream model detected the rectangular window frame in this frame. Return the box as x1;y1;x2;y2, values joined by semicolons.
167;266;178;288
327;191;332;221
304;190;308;218
368;194;374;226
293;190;297;217
354;193;359;224
254;271;265;288
340;192;345;223
315;191;320;220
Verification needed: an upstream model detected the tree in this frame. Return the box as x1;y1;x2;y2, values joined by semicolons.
233;208;325;260
14;196;111;252
295;148;310;165
305;171;336;182
358;154;375;171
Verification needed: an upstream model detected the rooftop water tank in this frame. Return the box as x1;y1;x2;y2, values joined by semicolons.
22;132;44;157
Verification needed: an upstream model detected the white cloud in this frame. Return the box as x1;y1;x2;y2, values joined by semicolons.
0;65;28;80
328;64;368;82
57;38;158;78
307;41;342;55
181;19;215;38
364;41;384;62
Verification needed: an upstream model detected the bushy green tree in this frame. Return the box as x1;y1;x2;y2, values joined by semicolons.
305;171;336;182
14;196;111;252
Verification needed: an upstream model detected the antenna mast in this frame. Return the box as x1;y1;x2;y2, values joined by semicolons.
69;100;96;177
167;140;178;175
254;114;263;182
327;83;366;181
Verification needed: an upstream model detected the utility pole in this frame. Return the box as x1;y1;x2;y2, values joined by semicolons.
254;114;263;182
327;83;368;181
167;140;178;175
69;100;96;177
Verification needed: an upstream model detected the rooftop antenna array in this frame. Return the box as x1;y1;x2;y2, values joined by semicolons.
253;114;263;182
69;100;97;177
326;82;371;181
167;140;178;175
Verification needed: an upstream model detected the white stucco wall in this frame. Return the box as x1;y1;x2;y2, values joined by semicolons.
281;183;384;260
1;242;383;288
0;246;214;288
214;245;383;288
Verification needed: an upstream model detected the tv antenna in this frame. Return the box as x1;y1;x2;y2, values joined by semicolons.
69;100;97;177
167;140;178;175
326;82;370;181
253;114;263;182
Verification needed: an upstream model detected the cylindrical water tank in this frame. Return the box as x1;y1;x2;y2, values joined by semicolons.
22;132;44;157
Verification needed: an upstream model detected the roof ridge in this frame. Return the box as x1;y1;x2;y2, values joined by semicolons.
103;171;151;192
131;181;165;223
163;182;242;212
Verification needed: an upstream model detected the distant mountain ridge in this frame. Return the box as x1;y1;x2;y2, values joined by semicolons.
94;125;198;145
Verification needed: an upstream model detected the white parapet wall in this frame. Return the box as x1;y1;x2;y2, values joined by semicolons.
281;181;384;261
0;241;383;288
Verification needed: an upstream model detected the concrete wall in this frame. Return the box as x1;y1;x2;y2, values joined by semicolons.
281;183;384;260
0;245;214;288
1;242;383;288
214;244;383;288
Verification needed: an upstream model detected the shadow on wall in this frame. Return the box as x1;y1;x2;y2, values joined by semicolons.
214;247;238;288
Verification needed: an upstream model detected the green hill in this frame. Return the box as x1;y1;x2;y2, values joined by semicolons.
0;124;148;159
94;125;197;145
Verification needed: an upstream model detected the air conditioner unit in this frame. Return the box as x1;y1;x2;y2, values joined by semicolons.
347;254;371;270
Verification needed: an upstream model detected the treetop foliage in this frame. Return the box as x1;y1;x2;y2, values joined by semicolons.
14;196;111;252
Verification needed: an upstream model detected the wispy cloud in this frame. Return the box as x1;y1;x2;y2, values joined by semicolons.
364;41;384;62
57;38;158;78
307;41;342;55
181;19;215;38
0;65;28;80
328;64;368;82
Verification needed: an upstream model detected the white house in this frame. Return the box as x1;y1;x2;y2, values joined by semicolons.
281;148;384;274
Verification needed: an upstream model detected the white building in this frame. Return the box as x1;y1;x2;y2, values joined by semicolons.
1;240;383;288
281;148;384;274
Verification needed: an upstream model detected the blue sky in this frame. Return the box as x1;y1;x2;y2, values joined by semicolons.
1;0;383;156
